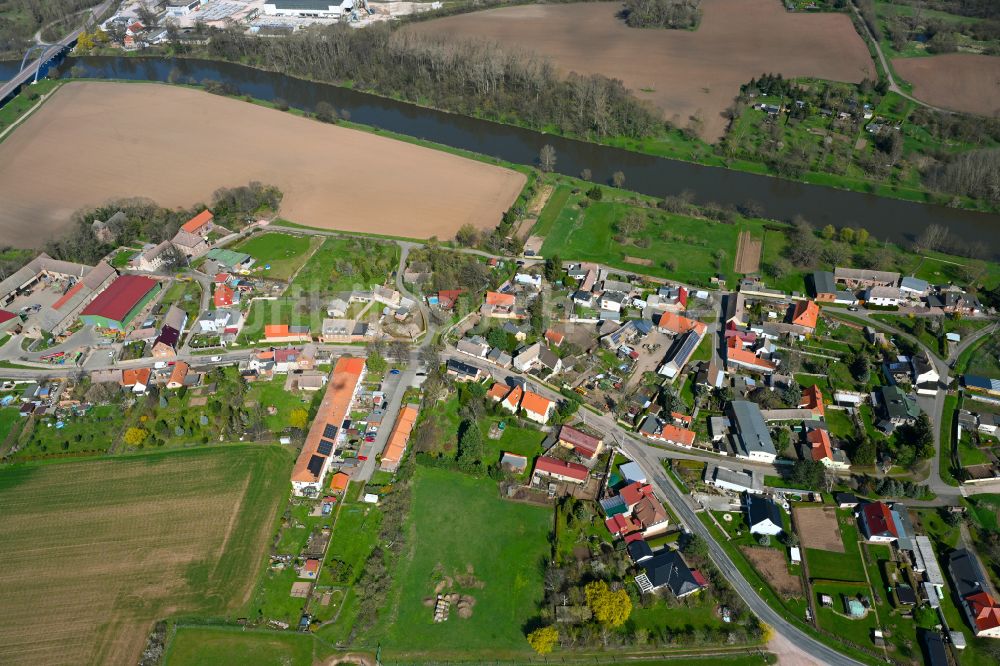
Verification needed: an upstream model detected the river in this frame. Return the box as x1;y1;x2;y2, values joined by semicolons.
5;55;1000;257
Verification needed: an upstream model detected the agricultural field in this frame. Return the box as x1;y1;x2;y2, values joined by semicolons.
371;465;550;654
0;445;291;666
0;82;526;248
232;232;319;281
410;0;874;140
892;54;1000;116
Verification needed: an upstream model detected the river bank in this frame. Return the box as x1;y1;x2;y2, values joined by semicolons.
11;55;990;259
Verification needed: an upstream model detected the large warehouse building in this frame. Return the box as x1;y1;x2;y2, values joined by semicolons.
79;274;161;330
263;0;355;19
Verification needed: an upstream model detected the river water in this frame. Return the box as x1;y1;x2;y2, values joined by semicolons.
5;55;1000;257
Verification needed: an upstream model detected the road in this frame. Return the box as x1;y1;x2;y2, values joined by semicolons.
0;0;113;104
849;0;953;115
828;309;998;497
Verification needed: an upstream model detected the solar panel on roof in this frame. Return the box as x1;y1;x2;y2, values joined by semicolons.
317;440;333;455
323;423;338;439
307;454;325;477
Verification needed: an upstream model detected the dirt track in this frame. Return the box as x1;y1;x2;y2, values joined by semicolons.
892;54;1000;117
0;82;525;248
410;0;875;140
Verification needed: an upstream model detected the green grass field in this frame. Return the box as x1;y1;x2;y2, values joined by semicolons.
287;236;398;297
166;626;321;666
371;465;550;654
539;198;746;287
805;513;866;582
233;232;317;281
0;445;291;665
532;184;572;236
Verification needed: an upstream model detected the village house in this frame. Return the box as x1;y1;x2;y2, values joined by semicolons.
120;367;151;394
605;481;670;538
899;276;930;298
788;300;819;333
727;401;777;463
326;298;349;318
704;465;764;494
802;426;850;469
482;291;519;318
725;337;778;375
873;385;920;433
638;415;696;448
132;240;174;272
457;336;490;360
798;385;825;419
746;494;783;536
862;286;902;307
858;502;905;544
171;230;209;259
166;361;190;389
320;319;369;344
949;548;1000;638
264;324;311;344
533;455;588;485
834;267;901;289
557;424;604;461
634;549;705;597
445;359;483;382
214;283;236;308
520;391;554;424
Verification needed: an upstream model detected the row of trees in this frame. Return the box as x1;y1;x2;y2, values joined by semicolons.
204;23;663;141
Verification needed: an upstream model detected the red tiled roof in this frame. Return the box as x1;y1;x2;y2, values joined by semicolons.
657;312;707;337
605;513;641;536
806;428;834;462
520;391;553;418
545;329;565;346
800;385;825;418
655;423;696;446
862;502;898;538
303;559;320;573
487;382;511;402
121;367;151;387
181;209;214;234
81;275;158;323
620;481;655;508
437;289;464;309
534;455;588;481
214;283;234;307
791;300;820;330
52;281;85;310
966;591;1000;632
503;385;523;410
485;291;515;307
0;309;17;323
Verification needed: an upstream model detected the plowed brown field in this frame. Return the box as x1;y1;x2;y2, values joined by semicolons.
410;0;875;139
0;81;525;248
0;446;290;666
892;54;1000;117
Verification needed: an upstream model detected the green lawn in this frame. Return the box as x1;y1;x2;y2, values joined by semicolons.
824;409;856;440
371;465;550;654
287;236;398;297
812;581;880;647
13;403;124;459
531;184;572;236
539;198;748;287
166;626;321;666
805;512;866;582
480;417;546;463
233;232;316;281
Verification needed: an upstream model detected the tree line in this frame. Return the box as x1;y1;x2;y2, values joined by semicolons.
203;23;662;141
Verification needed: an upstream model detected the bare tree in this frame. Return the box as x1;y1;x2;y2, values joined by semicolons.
539;144;557;172
611;171;626;188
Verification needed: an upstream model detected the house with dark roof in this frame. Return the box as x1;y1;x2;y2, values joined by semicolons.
811;271;837;302
728;401;777;463
745;493;783;536
634;549;705;597
445;359;482;382
873;385;920;434
948;548;1000;638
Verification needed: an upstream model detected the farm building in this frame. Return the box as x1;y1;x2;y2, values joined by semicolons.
727;401;777;463
291;356;366;496
533;455;588;485
79;274;160;330
380;404;418;473
181;209;214;235
948;548;1000;638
